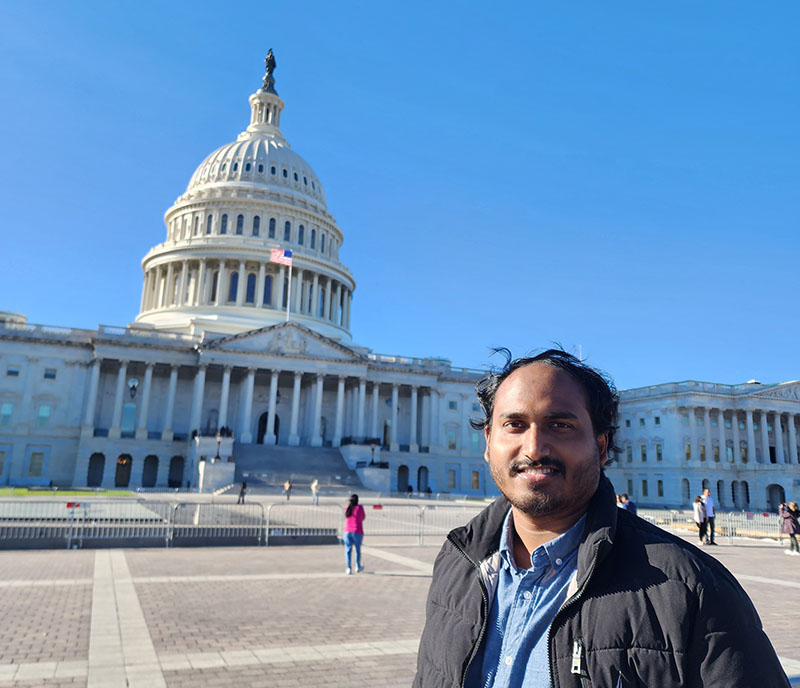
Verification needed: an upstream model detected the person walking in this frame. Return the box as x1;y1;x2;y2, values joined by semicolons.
693;495;707;545
283;479;292;501
237;481;247;505
702;487;716;544
780;501;800;556
310;478;320;506
343;494;365;575
620;493;637;516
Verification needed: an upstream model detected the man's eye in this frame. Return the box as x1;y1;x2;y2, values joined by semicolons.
551;422;573;429
504;421;524;429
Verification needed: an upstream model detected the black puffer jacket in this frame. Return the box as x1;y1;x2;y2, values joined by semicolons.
414;475;789;687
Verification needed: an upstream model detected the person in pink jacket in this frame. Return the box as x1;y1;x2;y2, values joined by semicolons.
343;494;365;574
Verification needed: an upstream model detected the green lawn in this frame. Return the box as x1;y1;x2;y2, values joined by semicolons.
0;488;134;497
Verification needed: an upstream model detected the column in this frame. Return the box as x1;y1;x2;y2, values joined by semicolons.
702;407;711;462
293;268;304;313
165;263;175;306
82;358;102;434
732;410;741;463
746;409;756;463
177;261;188;306
370;383;380;439
162;365;178;440
356;378;366;440
139;272;149;312
774;412;785;463
461;393;471;455
196;259;207;306
235;260;246;306
240;368;255;443
266;370;279;445
334;283;342;325
108;360;128;440
311;374;324;447
216;260;227;305
333;376;345;447
760;410;770;463
288;371;302;446
342;289;350;328
135;363;154;440
188;365;207;434
430;389;440;450
421;388;431;448
788;414;798;464
218;366;232;429
325;278;333;320
256;262;266;308
409;386;419;453
717;409;726;464
311;273;320;317
390;384;399;451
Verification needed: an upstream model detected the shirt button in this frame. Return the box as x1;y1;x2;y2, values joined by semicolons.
523;591;532;600
505;655;513;666
555;558;562;566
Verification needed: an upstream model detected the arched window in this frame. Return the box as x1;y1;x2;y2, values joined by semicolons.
236;214;244;234
263;275;272;305
271;165;276;175
233;162;238;171
303;176;307;185
87;453;105;487
252;216;260;236
258;163;264;173
193;216;199;235
206;215;213;234
228;272;238;302
284;221;291;242
298;225;304;245
245;273;256;303
312;181;316;190
167;456;184;488
115;454;132;487
210;271;218;301
293;172;298;181
220;214;228;234
310;228;316;249
282;168;288;178
321;233;325;252
245;162;251;172
142;455;158;488
269;218;276;238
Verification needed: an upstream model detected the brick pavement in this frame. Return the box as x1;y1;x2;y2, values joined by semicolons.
0;536;797;686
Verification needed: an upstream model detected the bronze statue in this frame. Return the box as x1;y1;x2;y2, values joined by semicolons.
262;49;277;94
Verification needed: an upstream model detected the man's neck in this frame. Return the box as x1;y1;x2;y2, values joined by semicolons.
510;505;588;564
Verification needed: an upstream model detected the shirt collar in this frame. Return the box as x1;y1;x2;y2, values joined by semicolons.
498;508;586;573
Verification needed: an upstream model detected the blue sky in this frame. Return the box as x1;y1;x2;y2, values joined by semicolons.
1;2;798;390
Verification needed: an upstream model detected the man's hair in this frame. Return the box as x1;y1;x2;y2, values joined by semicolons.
470;348;621;456
621;493;629;500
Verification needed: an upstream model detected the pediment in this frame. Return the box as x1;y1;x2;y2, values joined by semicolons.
203;322;364;362
749;381;800;402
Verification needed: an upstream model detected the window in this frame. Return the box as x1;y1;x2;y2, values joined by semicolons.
293;172;298;181
43;368;57;380
318;288;325;316
641;480;648;498
210;271;218;302
271;165;276;175
263;275;272;305
310;228;316;249
700;445;706;461
303;176;307;185
220;214;228;234
236;214;244;235
206;215;212;234
269;218;276;238
447;429;457;450
312;181;316;190
639;418;645;427
0;403;12;425
36;405;51;428
685;443;691;460
245;274;256;303
724;418;732;428
282;168;288;178
727;447;734;462
447;468;457;489
640;446;647;462
284;221;291;242
654;416;660;426
625;446;633;463
656;444;663;461
6;366;19;377
321;234;325;252
627;479;633;495
232;162;238;171
258;163;264;173
713;446;720;462
753;421;759;430
657;480;664;497
711;417;718;427
221;162;226;172
228;272;238;302
471;470;480;490
739;420;745;430
471;432;481;452
741;447;748;463
625;419;631;428
245;162;251;172
252;216;260;236
298;225;304;245
193;217;199;235
28;452;44;477
448;400;458;411
697;416;704;427
121;403;136;436
767;422;773;432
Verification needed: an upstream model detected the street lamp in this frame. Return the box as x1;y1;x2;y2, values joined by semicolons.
214;431;222;463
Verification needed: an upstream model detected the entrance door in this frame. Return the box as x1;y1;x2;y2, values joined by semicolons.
87;453;105;487
168;456;184;488
417;466;429;493
115;455;132;487
767;484;785;512
397;465;409;493
257;413;268;444
142;455;158;487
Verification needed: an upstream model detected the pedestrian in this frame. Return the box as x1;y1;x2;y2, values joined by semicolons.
693;495;707;544
343;493;365;575
620;492;637;515
283;479;292;501
615;493;623;508
414;348;788;687
237;481;247;505
779;501;799;556
702;487;716;544
310;478;320;506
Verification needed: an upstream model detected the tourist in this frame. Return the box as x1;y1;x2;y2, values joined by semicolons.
702;487;716;545
283;479;292;501
780;501;799;556
693;495;707;544
619;492;637;515
237;481;247;505
310;478;320;505
343;494;365;575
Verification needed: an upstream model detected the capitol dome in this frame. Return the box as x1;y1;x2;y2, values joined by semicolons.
134;55;355;342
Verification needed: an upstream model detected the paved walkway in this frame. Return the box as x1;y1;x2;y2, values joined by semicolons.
0;534;797;686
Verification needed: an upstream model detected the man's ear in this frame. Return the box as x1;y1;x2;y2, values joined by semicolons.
597;433;609;466
484;426;491;464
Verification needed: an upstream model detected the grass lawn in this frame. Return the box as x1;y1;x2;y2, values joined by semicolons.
0;488;134;497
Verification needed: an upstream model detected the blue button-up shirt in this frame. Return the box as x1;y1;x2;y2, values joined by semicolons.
478;510;585;688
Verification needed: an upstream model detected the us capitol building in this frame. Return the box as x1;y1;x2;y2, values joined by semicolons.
0;57;797;511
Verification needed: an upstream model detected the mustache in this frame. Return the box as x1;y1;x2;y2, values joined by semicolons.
510;456;565;474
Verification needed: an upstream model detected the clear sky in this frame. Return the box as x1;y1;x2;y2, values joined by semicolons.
1;2;798;390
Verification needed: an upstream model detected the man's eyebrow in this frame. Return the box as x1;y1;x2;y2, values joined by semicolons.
497;410;580;420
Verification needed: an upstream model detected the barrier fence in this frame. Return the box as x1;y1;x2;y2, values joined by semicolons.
0;500;787;549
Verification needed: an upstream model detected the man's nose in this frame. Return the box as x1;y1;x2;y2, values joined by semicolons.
522;425;550;458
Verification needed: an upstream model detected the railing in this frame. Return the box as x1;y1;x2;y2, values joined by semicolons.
637;508;782;543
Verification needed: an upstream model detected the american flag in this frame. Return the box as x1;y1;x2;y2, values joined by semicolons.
270;248;292;266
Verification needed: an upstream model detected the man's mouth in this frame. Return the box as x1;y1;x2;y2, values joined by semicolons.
511;459;564;481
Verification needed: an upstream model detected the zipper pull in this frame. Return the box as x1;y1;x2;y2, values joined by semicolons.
571;639;583;674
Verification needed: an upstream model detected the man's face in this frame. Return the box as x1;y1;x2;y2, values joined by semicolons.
484;363;608;520
703;488;710;498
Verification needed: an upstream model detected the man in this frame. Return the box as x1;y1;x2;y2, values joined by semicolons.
414;349;788;687
702;487;716;545
310;478;320;506
619;493;637;515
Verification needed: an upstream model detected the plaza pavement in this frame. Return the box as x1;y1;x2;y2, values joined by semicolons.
0;514;798;686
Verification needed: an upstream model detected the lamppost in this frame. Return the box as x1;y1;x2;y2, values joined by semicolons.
214;431;222;463
370;445;376;465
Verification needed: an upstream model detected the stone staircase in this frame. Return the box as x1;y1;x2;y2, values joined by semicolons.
231;444;362;489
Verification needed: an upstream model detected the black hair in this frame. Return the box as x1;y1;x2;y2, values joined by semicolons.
345;493;359;517
470;347;621;456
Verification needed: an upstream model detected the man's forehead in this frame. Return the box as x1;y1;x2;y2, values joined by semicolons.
494;363;591;411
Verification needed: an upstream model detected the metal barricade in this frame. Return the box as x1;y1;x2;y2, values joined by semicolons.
0;500;78;545
420;505;485;545
361;504;424;542
265;504;342;545
171;502;265;545
75;501;173;547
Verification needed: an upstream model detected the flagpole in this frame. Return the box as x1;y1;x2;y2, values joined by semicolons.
285;260;292;323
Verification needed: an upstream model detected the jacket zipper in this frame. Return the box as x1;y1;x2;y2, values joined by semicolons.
447;533;491;688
